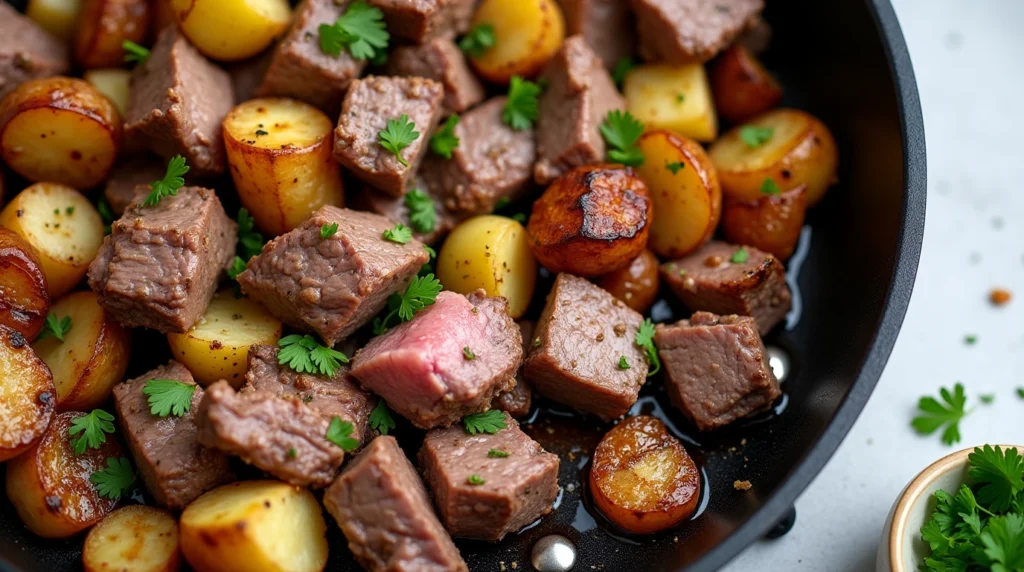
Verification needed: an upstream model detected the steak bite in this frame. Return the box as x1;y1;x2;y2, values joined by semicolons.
386;38;485;115
102;159;166;217
256;0;368;114
0;3;70;99
630;0;764;64
660;241;791;335
333;76;444;196
237;207;428;346
368;0;475;43
88;187;237;334
124;27;233;176
557;0;636;69
655;312;780;430
350;290;522;429
419;412;559;540
324;436;468;572
534;35;625;185
112;361;235;510
495;321;535;418
524;273;647;421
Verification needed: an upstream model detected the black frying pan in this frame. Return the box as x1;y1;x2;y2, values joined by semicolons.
0;0;926;569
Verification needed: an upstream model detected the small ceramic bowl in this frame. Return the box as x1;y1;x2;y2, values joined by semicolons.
877;445;1023;571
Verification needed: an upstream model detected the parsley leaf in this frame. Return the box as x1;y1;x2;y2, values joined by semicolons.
374;273;443;334
142;379;197;417
512;212;527;224
739;125;775;148
964;334;978;345
462;346;476;360
666;161;685;174
382;223;413;244
404;189;436;233
731;247;749;264
321;222;339;239
378;115;419;167
277;334;348;377
502;76;541;131
143;156;188;207
237;208;264;260
980;394;996;405
122;40;149;64
600;110;645;167
326;416;359;451
760;177;782;195
1018;388;1024;400
467;474;485;485
981;513;1024;571
488;449;509;458
37;313;72;342
617;356;630;370
368;401;396;436
429;114;460;159
635;318;660;377
969;445;1024;513
463;410;507;435
227;256;247;281
458;23;495;58
68;410;115;455
318;0;389;60
97;198;114;235
91;457;136;500
611;57;635;88
912;383;970;446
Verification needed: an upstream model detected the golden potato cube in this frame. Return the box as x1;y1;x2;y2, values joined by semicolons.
624;63;717;142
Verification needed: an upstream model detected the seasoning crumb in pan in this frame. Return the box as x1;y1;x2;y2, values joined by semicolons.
733;480;753;491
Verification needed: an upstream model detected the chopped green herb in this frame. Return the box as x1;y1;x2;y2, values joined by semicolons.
372;274;443;334
458;23;495;58
965;334;978;345
666;162;685;174
618;356;630;370
382;223;413;244
368;401;396;436
600;110;645;166
91;457;135;500
512;212;527;224
378;115;419;167
97;198;114;234
429;114;460;159
122;40;149;64
321;222;339;239
502;76;541;131
318;0;389;60
404;189;436;234
1018;388;1024;400
731;247;749;264
66;206;74;215
675;93;685;103
494;197;511;211
463;410;507;435
467;474;485;485
611;57;635;88
286;447;297;459
980;394;996;405
277;334;349;377
739;125;775;148
142;379;197;417
237;208;264;260
255;129;268;136
760;177;782;195
38;313;72;342
635;319;660;377
227;256;247;281
912;383;971;446
68;410;115;455
142;156;189;207
463;346;476;360
326;417;359;451
488;449;509;458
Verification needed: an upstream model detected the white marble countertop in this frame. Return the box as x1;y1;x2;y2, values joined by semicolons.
725;0;1024;570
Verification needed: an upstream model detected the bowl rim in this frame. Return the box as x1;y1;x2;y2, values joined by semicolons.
688;0;928;569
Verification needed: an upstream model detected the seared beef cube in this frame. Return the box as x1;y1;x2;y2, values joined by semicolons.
102;159;165;217
88;187;237;333
524;274;647;420
348;178;456;245
246;344;377;445
124;27;233;175
421;97;537;217
495;321;535;418
386;38;484;115
660;241;790;334
630;0;763;64
0;4;69;99
256;0;368;114
655;312;780;430
196;381;345;487
351;290;521;429
238;207;428;346
112;361;235;510
324;436;468;572
333;76;444;196
419;412;559;540
534;36;625;185
557;0;636;68
368;0;474;43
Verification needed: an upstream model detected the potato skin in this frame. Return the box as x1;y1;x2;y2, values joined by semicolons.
83;505;181;572
27;0;85;41
169;0;291;61
710;44;783;125
74;0;150;69
527;164;651;277
0;325;56;463
595;249;660;314
5;412;123;538
0;228;50;340
722;186;807;261
590;415;700;535
469;0;566;83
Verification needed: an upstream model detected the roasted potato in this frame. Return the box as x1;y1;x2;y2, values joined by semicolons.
83;505;181;572
708;108;839;206
722;185;807;261
32;291;131;411
437;215;537;319
84;68;131;116
595;249;659;314
0;228;50;340
469;0;566;84
0;325;55;463
167;290;282;388
5;412;124;538
26;0;83;41
0;183;106;297
635;130;721;258
74;0;150;69
223;98;344;237
169;0;291;62
180;480;329;572
528;164;651;277
710;44;783;125
0;77;122;190
624;63;717;142
590;415;701;534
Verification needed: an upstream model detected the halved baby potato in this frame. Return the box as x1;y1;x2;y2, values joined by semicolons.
590;415;701;535
83;505;181;572
722;185;807;261
468;0;566;83
710;44;783;125
0;228;50;340
0;325;55;463
33;291;131;411
5;412;124;538
708;108;839;206
26;0;83;41
169;0;291;61
74;0;151;69
0;183;106;297
180;480;328;572
223;97;344;237
624;63;717;142
84;68;132;116
635;130;721;258
437;215;537;319
0;77;122;190
167;290;282;388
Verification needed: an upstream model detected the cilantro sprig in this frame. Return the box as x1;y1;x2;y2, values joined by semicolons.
371;273;443;335
429;114;460;159
318;0;389;60
635;318;660;377
277;335;349;377
463;410;506;435
91;457;136;500
38;313;72;342
142;156;188;207
458;23;495;58
378;115;419;167
502;76;541;131
404;189;436;234
326;416;359;451
69;410;115;454
912;383;971;446
237;208;264;260
143;379;197;417
382;223;413;244
600;110;645;166
368;401;396;436
122;40;149;64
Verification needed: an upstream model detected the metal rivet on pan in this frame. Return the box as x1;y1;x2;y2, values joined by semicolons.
531;534;577;572
767;346;789;383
